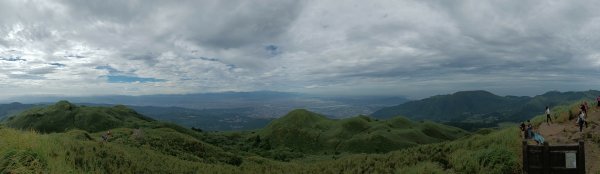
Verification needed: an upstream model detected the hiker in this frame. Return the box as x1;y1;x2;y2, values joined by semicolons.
545;106;552;124
576;111;586;132
519;122;526;131
580;103;587;114
597;96;600;109
102;130;112;142
532;131;545;145
519;122;526;138
526;120;533;139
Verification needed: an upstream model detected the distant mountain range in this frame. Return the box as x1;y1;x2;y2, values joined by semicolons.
4;90;599;132
372;90;600;130
1;91;409;119
0;102;41;120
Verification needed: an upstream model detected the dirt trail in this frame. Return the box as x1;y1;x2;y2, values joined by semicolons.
533;108;600;173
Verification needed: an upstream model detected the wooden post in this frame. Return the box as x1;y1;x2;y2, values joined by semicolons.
543;142;550;174
578;141;585;174
522;140;528;173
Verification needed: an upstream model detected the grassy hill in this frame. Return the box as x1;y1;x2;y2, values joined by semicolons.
3;101;157;133
0;120;521;173
211;109;469;156
0;101;245;169
0;100;548;173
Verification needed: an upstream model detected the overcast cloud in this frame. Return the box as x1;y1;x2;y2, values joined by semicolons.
0;0;599;99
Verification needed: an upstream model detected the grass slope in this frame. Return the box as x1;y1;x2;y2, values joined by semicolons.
258;109;469;154
4;101;158;133
0;101;246;169
0;100;534;173
0;123;521;173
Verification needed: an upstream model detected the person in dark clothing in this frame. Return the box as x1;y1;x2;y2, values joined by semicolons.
545;106;552;124
520;122;525;131
581;103;587;114
520;122;526;138
526;120;533;139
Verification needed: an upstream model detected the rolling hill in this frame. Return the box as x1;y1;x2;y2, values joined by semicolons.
0;112;521;174
4;101;157;133
3;99;574;173
0;102;272;131
371;90;600;130
0;101;246;169
254;109;469;154
7;99;599;173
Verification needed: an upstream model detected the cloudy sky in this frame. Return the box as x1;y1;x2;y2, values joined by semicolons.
1;0;600;99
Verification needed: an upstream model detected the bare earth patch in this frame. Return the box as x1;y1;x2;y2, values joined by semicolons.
535;109;600;173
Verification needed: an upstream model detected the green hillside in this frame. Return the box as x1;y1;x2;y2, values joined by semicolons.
0;100;529;173
0;120;521;173
4;101;157;133
257;109;469;154
1;101;245;168
372;90;528;121
372;90;600;130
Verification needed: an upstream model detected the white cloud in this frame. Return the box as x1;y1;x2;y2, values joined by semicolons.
0;0;599;99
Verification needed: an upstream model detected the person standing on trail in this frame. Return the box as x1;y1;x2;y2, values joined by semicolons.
545;106;552;124
576;110;586;132
597;96;600;109
526;120;533;139
102;130;112;142
581;103;587;114
520;122;526;138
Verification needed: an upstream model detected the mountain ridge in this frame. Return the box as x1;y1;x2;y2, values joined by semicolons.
371;90;600;129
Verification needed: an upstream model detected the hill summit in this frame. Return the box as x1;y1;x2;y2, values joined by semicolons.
258;109;469;153
4;101;156;133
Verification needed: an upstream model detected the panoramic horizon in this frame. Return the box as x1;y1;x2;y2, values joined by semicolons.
1;89;599;103
1;0;600;99
2;1;600;173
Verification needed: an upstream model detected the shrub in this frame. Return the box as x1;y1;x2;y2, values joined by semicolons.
0;149;48;173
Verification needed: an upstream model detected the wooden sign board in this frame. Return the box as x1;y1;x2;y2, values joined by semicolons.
522;141;585;174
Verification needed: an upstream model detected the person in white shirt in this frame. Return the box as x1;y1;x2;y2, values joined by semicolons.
576;110;586;132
